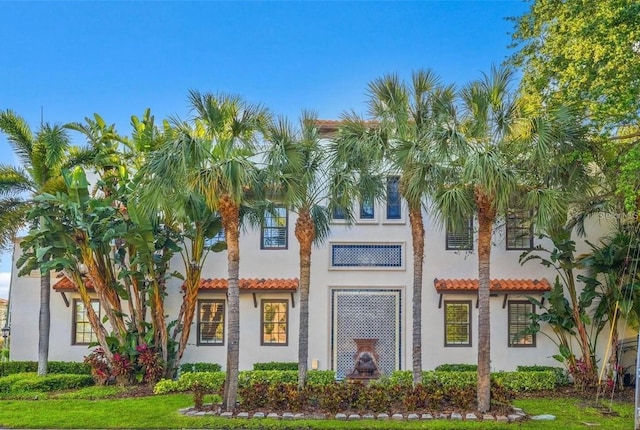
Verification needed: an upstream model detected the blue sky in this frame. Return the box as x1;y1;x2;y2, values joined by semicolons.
0;0;529;298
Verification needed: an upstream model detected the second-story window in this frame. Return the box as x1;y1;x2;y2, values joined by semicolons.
506;209;533;250
446;217;474;250
359;197;375;220
262;206;288;249
386;176;401;220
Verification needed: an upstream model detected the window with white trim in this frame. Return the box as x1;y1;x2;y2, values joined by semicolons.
261;206;288;249
73;299;100;345
444;300;471;347
386;176;402;220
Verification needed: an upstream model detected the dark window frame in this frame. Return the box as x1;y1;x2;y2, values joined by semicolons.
446;217;474;250
444;300;472;347
261;299;289;346
506;208;533;250
197;299;225;346
261;206;288;250
72;299;100;345
359;197;375;220
508;300;536;347
386;176;402;220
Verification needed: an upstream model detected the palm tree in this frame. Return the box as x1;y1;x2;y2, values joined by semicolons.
148;90;269;411
433;66;589;412
0;109;71;376
334;70;453;384
262;112;338;387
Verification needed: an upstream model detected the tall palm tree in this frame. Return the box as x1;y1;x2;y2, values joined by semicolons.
0;109;71;376
334;70;453;384
433;66;589;412
262;112;339;387
149;91;269;411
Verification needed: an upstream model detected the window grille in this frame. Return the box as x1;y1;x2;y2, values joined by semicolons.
73;299;100;345
444;301;471;346
198;300;225;345
261;300;288;345
331;244;402;268
261;206;288;249
446;217;473;250
506;209;533;250
386;176;402;219
508;301;535;347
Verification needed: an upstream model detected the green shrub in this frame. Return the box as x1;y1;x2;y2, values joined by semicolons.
253;361;298;371
435;363;478;372
179;362;221;374
0;361;90;377
0;373;93;392
306;370;336;386
516;365;570;386
492;370;557;391
386;370;413;387
239;370;298;386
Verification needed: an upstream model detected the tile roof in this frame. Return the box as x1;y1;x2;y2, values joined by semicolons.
198;278;298;291
434;278;551;293
54;277;298;292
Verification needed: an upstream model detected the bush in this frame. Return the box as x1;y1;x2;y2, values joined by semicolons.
492;370;557;391
0;373;93;393
253;362;298;371
435;363;478;372
517;365;570;386
0;361;90;376
179;362;222;374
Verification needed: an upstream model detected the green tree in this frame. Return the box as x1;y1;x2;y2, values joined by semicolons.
0;110;71;376
334;70;454;385
433;66;589;411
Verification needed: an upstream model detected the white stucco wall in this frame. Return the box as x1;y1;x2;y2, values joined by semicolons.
8;201;626;375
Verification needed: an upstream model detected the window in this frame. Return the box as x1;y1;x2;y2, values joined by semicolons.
73;299;100;345
331;243;403;268
261;300;288;345
444;301;471;346
261;206;288;249
386;176;402;220
446;217;473;250
197;300;225;345
205;230;225;248
506;209;533;250
359;197;375;220
508;301;536;347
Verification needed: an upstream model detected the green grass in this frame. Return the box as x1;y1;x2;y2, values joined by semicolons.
0;392;634;429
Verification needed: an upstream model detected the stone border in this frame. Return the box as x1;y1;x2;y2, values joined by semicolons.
179;405;531;423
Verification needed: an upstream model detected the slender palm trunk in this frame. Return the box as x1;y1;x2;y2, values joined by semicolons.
37;270;50;376
221;196;241;412
476;188;495;413
295;211;314;388
408;206;425;385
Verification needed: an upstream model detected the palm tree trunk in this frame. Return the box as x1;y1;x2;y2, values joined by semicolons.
221;196;241;412
37;269;50;376
476;188;494;413
408;206;425;385
295;210;314;388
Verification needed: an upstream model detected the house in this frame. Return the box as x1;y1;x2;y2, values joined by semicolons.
8;183;628;378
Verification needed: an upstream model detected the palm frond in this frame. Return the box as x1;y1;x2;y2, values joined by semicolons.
0;109;34;166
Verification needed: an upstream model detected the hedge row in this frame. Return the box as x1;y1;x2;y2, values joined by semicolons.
253;362;298;371
0;361;91;377
179;362;222;374
0;372;94;393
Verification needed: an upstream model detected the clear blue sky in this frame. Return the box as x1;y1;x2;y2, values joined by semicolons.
0;0;529;297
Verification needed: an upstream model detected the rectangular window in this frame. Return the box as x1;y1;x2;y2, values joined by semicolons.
331;243;403;268
261;300;288;345
73;299;100;345
197;300;225;345
508;301;536;347
506;209;533;250
386;176;402;220
204;230;225;248
261;206;288;249
446;217;474;250
359;198;375;220
444;301;471;347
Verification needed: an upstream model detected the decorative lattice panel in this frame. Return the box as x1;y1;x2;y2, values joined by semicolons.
331;244;402;268
331;289;401;379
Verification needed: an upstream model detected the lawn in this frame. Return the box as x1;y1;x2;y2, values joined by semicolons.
0;388;634;429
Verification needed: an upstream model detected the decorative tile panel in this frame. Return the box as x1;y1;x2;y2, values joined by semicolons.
331;289;401;379
331;244;402;268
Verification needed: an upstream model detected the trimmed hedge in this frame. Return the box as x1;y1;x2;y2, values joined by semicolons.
382;370;557;391
0;372;94;393
517;365;570;386
0;361;90;377
179;362;222;374
435;363;478;372
253;362;298;371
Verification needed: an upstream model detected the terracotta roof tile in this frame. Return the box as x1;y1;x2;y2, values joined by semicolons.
434;278;551;293
199;278;298;291
53;276;81;291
